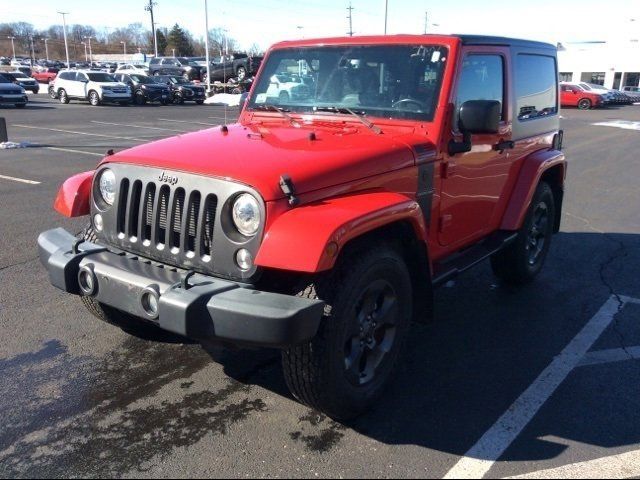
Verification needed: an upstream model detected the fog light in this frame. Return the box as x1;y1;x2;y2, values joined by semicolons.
235;249;253;271
94;213;104;232
140;286;160;319
78;265;97;296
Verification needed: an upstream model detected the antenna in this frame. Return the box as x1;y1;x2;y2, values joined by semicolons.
347;2;354;37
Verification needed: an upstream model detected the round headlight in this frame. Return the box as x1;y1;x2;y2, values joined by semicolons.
232;193;261;237
98;169;116;206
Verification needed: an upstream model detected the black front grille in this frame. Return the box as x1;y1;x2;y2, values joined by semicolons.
116;179;217;262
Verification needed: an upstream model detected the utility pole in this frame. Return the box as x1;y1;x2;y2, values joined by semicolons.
44;38;49;62
204;0;211;93
8;36;16;59
347;2;354;37
81;42;88;62
121;41;127;58
28;36;36;65
384;0;389;35
84;36;93;64
58;12;70;68
145;0;158;57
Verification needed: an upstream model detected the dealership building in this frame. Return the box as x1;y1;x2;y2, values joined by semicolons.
557;40;640;89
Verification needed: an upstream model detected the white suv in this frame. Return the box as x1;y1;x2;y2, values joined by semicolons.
53;70;131;106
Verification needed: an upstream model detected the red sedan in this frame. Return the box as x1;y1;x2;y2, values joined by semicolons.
32;68;59;84
560;83;603;109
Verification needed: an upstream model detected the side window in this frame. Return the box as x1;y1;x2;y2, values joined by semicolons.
516;54;558;120
455;54;504;128
77;73;88;82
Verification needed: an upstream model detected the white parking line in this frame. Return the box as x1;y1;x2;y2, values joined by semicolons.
0;174;41;185
12;125;148;142
90;121;188;133
157;118;218;126
504;448;640;479
443;295;633;479
592;120;640;131
577;346;640;367
45;147;104;157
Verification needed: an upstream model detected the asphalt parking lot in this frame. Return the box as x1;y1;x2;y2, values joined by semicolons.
0;94;639;478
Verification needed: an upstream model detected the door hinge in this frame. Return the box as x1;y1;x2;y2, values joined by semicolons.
439;214;453;232
441;161;457;179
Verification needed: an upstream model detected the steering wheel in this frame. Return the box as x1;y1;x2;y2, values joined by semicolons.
391;98;427;112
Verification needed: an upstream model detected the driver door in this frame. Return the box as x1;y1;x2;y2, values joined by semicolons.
438;48;513;247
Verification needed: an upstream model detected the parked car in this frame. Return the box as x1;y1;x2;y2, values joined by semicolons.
115;64;149;76
51;70;131;106
581;83;631;105
560;83;604;109
148;57;203;81
40;35;566;420
203;53;263;83
32;67;59;84
264;73;312;103
1;71;39;93
113;73;172;105
0;73;28;108
620;86;640;102
151;75;206;104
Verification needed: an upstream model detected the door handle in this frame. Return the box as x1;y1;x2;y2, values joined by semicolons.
493;140;515;153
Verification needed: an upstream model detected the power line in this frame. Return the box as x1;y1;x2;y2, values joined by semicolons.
347;2;354;37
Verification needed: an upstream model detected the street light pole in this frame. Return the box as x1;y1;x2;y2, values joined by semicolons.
121;41;127;58
81;42;88;62
384;0;389;35
8;36;16;59
145;0;158;57
84;36;93;64
204;0;211;93
44;38;49;62
58;11;70;68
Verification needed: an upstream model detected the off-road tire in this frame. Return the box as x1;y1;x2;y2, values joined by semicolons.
58;89;69;104
491;181;556;285
282;243;413;420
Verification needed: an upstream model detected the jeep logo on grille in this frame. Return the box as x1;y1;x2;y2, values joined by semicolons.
158;172;179;185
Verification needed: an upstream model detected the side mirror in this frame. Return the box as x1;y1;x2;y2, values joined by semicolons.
449;100;501;155
458;100;501;134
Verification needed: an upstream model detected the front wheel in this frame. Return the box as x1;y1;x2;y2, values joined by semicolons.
491;181;556;285
578;98;592;110
282;244;413;420
195;99;204;105
236;66;247;81
89;90;101;106
134;91;146;105
58;89;69;104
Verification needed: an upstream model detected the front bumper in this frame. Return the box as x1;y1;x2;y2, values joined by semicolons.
101;92;132;102
0;94;27;105
38;228;324;347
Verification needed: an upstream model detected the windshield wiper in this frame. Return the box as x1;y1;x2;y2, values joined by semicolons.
314;106;382;134
253;104;301;128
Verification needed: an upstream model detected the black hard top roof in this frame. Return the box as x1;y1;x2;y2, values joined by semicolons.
456;35;556;50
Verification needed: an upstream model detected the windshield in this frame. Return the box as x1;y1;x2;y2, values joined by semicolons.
170;77;190;84
132;75;154;84
178;58;199;67
0;75;10;83
87;73;117;82
247;44;448;121
12;72;28;78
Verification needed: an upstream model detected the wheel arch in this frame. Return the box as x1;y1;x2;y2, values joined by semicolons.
501;149;566;231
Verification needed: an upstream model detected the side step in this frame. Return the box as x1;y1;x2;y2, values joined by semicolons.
432;231;518;287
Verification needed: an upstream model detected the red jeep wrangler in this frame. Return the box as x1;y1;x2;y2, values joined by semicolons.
39;35;565;420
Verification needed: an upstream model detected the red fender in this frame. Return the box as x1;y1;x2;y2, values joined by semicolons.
53;171;94;217
501;149;566;230
255;192;427;273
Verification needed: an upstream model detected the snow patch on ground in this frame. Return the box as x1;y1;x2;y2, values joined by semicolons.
204;93;241;106
0;142;32;149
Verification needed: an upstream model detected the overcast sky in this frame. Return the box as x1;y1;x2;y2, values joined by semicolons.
4;0;640;50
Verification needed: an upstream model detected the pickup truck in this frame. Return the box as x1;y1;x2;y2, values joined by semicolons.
203;53;263;83
39;34;565;420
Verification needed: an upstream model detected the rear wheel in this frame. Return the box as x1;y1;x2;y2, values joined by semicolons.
278;91;290;103
134;91;146;105
282;244;413;420
236;66;247;81
578;98;592;110
491;181;556;285
195;99;204;105
48;85;57;99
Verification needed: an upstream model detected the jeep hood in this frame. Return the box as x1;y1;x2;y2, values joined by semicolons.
103;122;423;201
